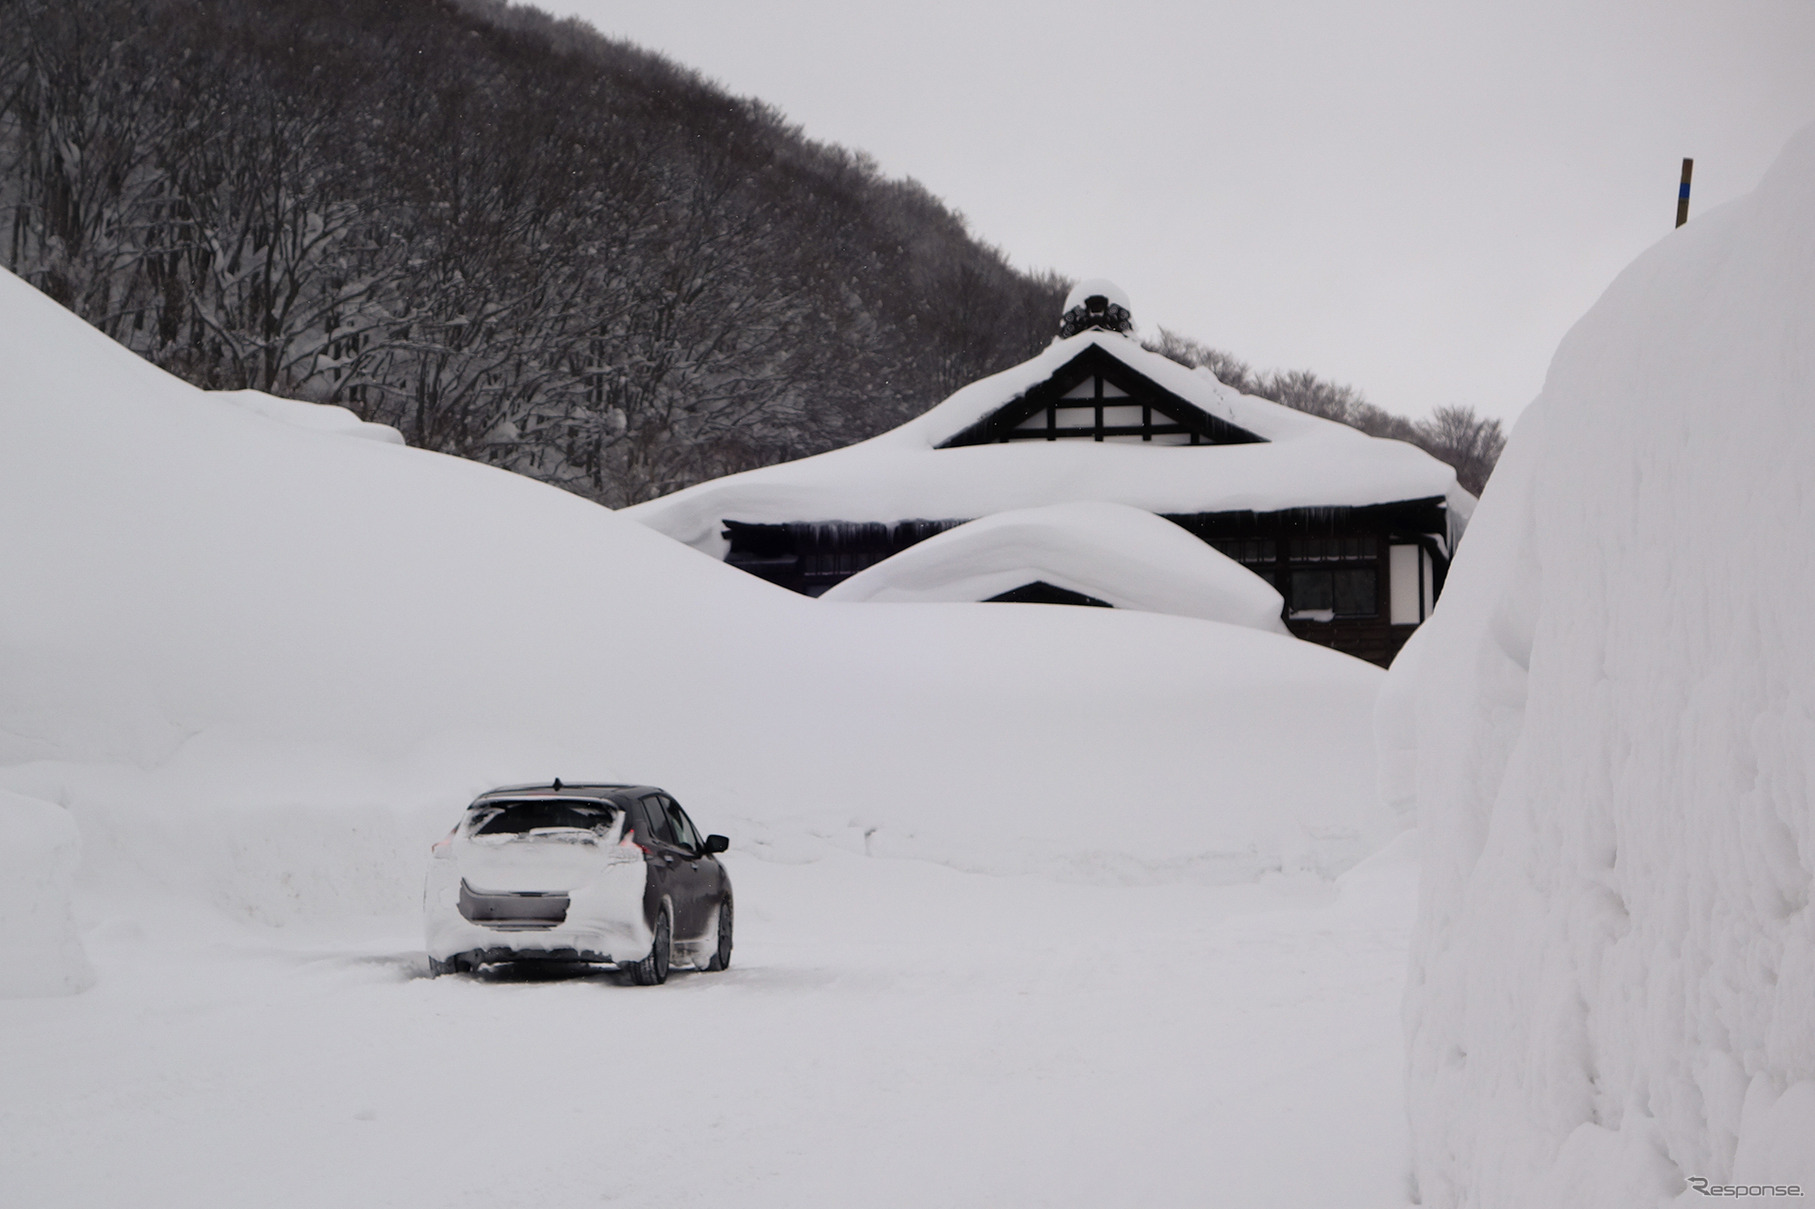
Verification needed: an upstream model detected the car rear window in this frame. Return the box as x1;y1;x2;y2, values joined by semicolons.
469;800;618;836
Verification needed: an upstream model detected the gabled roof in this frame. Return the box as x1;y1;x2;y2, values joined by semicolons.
939;342;1267;447
896;328;1345;449
624;328;1474;559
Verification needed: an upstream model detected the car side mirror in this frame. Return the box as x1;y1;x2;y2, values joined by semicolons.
703;834;729;855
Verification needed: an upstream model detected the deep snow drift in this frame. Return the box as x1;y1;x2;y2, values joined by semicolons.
0;263;1393;993
819;500;1289;631
1380;124;1815;1205
0;259;1423;1205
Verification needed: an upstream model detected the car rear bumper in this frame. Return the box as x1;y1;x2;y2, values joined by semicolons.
424;859;650;964
458;944;617;966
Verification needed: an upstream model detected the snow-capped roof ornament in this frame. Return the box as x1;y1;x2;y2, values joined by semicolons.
1058;278;1133;338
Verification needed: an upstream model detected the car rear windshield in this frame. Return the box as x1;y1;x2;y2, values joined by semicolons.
469;800;619;836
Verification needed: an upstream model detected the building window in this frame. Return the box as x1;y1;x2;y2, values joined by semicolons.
1289;567;1377;617
1211;532;1386;620
1285;535;1377;619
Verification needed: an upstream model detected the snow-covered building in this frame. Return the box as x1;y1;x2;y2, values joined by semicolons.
627;282;1474;666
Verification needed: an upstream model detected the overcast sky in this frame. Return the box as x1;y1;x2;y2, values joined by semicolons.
550;0;1814;424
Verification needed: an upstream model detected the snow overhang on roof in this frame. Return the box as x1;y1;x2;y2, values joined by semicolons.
624;328;1473;558
819;501;1290;633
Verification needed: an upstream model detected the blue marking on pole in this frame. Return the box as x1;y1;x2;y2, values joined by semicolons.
1679;182;1692;199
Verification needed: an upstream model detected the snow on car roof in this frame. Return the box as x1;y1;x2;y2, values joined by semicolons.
471;783;641;802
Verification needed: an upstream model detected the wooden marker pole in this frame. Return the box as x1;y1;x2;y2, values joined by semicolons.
1676;157;1694;228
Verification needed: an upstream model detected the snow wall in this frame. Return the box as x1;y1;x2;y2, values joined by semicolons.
0;264;1395;995
1380;124;1815;1205
0;790;94;997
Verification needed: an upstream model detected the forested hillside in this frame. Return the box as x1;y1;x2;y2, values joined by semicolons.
2;0;1501;504
1;0;1066;504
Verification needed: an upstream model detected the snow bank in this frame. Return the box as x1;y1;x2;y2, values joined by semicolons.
212;389;405;445
821;501;1288;632
0;790;94;997
0;266;1393;940
1382;124;1815;1205
624;327;1469;560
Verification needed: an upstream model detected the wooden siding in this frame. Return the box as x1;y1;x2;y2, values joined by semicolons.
1164;499;1450;666
1285;618;1423;666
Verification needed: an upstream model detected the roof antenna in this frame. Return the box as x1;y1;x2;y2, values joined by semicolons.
553;777;562;791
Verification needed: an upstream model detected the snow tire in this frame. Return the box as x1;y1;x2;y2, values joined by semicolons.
629;904;672;986
705;896;733;972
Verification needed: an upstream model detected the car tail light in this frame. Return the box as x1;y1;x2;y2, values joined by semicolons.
431;826;457;859
620;829;651;856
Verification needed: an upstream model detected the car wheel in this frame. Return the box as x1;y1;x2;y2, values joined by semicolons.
428;955;455;977
705;896;733;972
629;904;672;986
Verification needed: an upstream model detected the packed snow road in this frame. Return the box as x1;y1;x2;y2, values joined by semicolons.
1;838;1417;1208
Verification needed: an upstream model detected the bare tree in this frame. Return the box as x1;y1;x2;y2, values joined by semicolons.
1146;331;1505;493
1414;404;1506;496
1143;328;1259;394
0;0;175;325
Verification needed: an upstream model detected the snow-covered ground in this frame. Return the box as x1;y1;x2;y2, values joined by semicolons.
3;837;1420;1208
0;259;1417;1204
1382;124;1815;1205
